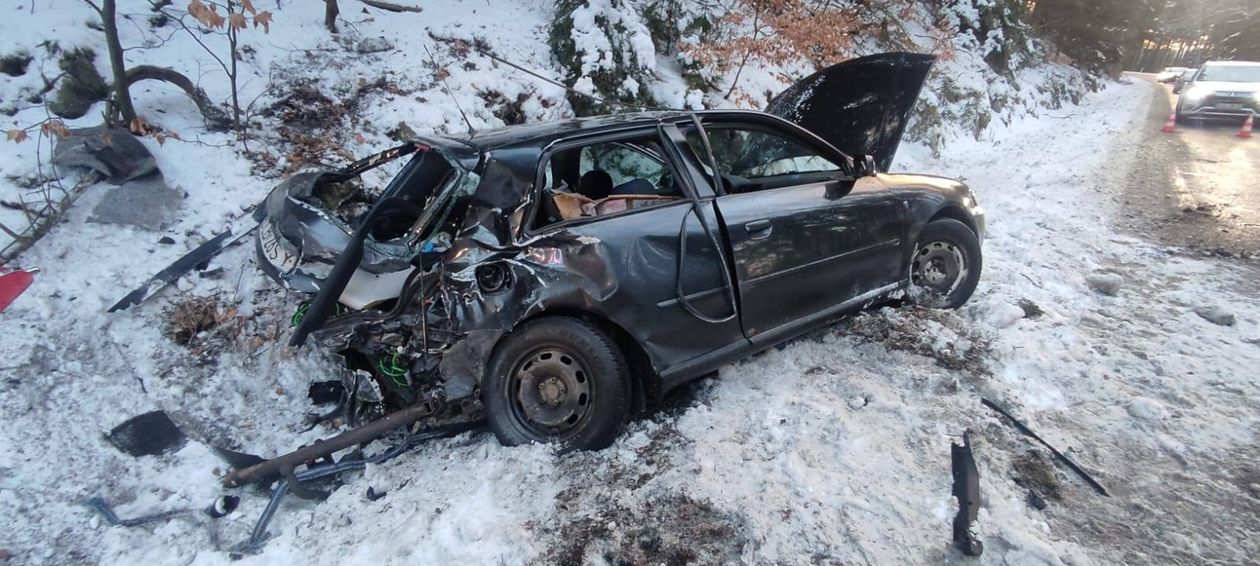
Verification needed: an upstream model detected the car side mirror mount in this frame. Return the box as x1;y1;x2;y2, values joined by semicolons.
854;154;878;178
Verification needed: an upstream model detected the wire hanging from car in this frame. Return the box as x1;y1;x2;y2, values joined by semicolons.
423;43;477;135
472;44;685;113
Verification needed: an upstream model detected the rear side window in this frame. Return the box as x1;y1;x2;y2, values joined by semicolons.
579;143;670;191
531;134;685;230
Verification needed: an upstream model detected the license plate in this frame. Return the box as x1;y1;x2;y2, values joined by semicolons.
259;221;300;272
1219;103;1243;110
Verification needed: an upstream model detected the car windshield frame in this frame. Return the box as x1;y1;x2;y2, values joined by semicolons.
1196;64;1260;83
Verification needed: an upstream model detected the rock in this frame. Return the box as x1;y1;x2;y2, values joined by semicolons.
356;37;394;54
158;236;175;245
48;48;109;119
0;51;31;77
89;173;182;230
1194;305;1236;326
846;395;868;410
52;126;158;184
1085;272;1123;296
387;120;417;142
1017;298;1044;319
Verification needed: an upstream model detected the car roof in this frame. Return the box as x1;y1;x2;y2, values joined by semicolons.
444;109;777;150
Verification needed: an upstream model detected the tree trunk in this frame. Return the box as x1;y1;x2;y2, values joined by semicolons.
100;0;136;124
325;0;339;33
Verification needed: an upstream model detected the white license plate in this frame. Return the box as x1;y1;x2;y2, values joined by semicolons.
259;221;300;272
1219;103;1243;110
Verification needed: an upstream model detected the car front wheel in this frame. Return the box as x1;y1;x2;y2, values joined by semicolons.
483;317;631;451
909;218;982;309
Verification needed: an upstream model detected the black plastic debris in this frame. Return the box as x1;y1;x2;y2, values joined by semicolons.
1027;491;1048;511
206;495;240;518
982;398;1111;497
308;381;345;405
951;432;983;557
107;411;186;457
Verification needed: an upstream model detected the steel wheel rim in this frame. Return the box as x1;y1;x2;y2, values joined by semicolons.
911;240;967;300
507;346;594;438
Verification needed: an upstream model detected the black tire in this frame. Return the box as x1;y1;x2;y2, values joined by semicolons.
909;218;982;309
482;317;631;450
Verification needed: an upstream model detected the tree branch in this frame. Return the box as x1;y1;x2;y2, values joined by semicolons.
124;65;233;130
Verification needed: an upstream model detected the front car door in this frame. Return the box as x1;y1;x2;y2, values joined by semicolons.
685;118;906;342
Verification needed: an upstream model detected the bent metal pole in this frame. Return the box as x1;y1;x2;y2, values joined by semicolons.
223;402;437;487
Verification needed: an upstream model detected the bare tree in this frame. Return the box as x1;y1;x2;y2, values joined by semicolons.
326;0;339;33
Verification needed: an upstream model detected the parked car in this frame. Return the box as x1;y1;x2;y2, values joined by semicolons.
1157;66;1191;83
1176;61;1260;121
256;52;985;450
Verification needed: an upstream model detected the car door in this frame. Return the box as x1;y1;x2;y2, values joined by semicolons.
521;128;748;381
686;122;906;341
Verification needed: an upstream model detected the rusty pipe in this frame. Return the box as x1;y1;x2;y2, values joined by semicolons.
223;401;436;487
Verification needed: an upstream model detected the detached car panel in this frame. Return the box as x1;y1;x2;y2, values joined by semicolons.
255;52;986;449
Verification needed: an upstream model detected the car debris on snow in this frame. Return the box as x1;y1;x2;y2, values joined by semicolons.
86;496;188;528
105;410;187;457
983;398;1111;497
0;266;37;313
951;432;983;557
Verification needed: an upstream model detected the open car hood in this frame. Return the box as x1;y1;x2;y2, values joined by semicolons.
765;52;935;172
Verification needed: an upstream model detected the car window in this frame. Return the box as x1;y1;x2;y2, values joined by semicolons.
532;136;684;230
686;127;841;180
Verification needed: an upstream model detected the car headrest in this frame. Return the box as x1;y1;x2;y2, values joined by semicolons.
610;178;656;196
578;170;613;200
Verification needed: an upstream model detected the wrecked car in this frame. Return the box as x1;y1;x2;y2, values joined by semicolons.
256;52;985;450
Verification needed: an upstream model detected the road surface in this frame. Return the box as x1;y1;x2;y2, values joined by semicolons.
1122;73;1260;258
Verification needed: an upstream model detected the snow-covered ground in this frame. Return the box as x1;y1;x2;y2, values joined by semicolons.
4;2;1260;565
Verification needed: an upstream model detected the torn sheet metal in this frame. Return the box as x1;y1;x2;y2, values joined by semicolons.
108;209;261;312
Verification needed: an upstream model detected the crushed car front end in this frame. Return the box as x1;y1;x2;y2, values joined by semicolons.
254;139;489;424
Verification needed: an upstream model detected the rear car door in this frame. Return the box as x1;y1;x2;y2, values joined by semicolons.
687;122;906;340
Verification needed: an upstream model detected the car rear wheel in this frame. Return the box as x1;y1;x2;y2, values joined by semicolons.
909;218;981;309
483;317;631;451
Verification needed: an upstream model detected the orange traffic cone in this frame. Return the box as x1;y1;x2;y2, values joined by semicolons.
1161;112;1177;133
1238;114;1254;138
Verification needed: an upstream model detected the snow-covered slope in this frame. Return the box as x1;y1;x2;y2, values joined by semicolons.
2;1;1259;565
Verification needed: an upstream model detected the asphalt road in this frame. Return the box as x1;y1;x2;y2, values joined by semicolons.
1121;73;1260;258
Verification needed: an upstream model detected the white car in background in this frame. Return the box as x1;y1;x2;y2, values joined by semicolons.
1176;61;1260;121
1157;66;1191;83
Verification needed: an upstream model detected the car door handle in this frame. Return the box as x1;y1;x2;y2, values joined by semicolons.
744;219;772;239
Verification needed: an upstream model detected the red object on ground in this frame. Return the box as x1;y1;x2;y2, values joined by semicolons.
0;268;37;313
1238;114;1254;139
1161;112;1177;133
